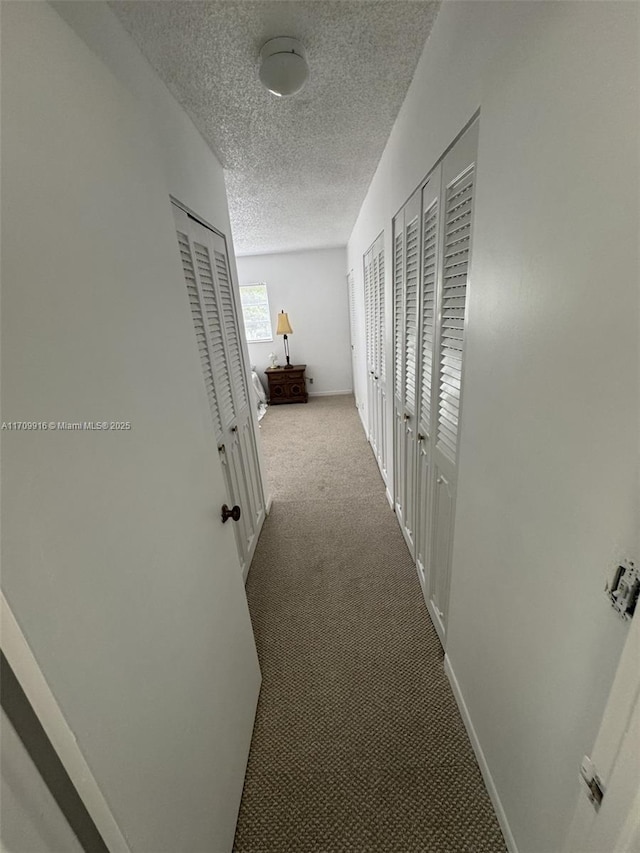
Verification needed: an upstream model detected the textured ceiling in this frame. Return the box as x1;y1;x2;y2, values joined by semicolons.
109;1;440;255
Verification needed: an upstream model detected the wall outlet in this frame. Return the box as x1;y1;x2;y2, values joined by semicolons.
308;377;313;384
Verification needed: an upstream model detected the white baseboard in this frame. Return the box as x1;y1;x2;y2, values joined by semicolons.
385;487;393;509
444;655;519;853
307;390;353;397
265;493;273;514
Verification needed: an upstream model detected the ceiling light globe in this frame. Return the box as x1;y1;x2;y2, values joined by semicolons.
259;37;308;98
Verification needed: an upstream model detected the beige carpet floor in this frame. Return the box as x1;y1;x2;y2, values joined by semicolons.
233;395;506;853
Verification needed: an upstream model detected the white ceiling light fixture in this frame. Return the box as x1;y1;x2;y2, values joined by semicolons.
259;37;308;98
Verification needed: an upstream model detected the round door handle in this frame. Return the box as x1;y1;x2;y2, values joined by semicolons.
403;413;410;421
436;476;444;485
221;504;241;523
418;433;425;442
231;425;238;433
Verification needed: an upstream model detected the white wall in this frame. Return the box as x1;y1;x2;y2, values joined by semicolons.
1;3;261;851
236;248;352;396
1;709;83;853
347;2;639;852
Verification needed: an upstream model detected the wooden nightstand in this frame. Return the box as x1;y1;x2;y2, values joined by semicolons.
265;365;308;404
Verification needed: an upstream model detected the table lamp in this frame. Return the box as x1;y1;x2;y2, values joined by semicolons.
276;310;294;368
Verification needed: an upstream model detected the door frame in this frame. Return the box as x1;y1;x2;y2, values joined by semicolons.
0;592;130;852
562;608;640;852
171;197;267;577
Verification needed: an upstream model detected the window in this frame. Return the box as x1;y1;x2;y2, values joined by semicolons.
239;283;273;343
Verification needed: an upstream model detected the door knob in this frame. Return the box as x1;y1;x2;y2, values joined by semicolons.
221;504;241;523
436;476;444;485
403;413;410;421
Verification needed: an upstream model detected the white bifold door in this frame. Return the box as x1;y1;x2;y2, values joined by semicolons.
363;234;388;486
347;270;360;409
393;190;420;555
172;203;266;579
394;120;478;644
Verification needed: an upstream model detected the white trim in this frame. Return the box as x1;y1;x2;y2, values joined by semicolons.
0;592;131;853
358;403;368;435
265;493;274;514
235;243;346;259
444;654;519;853
308;390;353;397
385;487;393;509
426;597;446;647
238;282;273;344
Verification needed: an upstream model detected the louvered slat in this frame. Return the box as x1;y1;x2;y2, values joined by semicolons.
394;232;403;398
420;200;438;428
177;232;223;438
214;249;248;412
437;168;474;462
404;216;419;412
193;242;235;429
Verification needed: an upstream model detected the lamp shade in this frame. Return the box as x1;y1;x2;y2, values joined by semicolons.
259;38;308;98
276;311;293;335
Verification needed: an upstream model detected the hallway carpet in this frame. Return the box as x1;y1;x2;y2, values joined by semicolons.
233;395;506;853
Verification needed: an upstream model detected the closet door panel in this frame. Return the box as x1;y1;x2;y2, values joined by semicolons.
375;240;387;482
399;189;421;555
364;250;374;446
415;164;442;590
392;222;405;524
364;235;386;486
347;271;359;405
172;203;265;578
429;466;455;642
428;119;478;640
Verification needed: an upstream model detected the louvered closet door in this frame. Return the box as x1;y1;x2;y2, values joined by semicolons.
414;164;442;591
363;234;387;486
375;240;388;483
363;249;375;451
373;252;381;458
212;232;265;572
347;271;359;407
428;120;478;643
172;204;265;579
395;189;421;556
392;213;405;528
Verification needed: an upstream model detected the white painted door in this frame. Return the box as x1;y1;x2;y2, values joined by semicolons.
427;120;478;642
393;189;421;557
563;608;640;852
364;251;376;450
393;225;405;529
414;164;442;592
173;204;265;579
374;239;388;484
347;270;359;408
363;234;388;486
